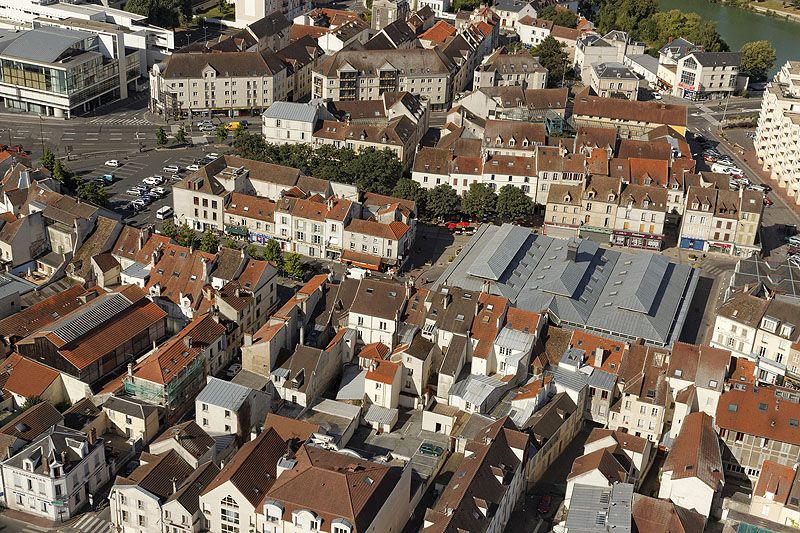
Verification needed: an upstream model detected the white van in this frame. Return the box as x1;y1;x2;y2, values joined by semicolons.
156;206;174;220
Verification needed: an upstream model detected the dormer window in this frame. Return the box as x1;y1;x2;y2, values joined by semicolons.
508;138;516;147
702;203;710;211
692;202;699;209
495;136;502;146
762;317;778;333
780;324;795;338
642;199;649;209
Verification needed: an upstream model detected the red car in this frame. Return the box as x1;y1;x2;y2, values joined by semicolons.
764;196;774;207
537;494;553;515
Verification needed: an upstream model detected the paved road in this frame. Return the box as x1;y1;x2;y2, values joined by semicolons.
0;508;111;533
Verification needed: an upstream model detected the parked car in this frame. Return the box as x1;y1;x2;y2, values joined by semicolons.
150;187;168;197
163;164;180;173
156;206;174;220
104;159;120;167
748;183;769;193
790;254;800;268
143;176;163;186
131;198;148;208
240;120;249;128
198;124;215;132
94;174;114;185
207;152;220;159
224;121;242;131
763;196;774;206
419;442;444;457
125;187;143;195
187;164;200;171
226;363;242;378
787;235;800;247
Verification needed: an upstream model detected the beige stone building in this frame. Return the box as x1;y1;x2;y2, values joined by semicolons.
473;48;547;89
312;48;455;110
589;62;641;100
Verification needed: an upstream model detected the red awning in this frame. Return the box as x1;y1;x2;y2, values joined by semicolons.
341;250;382;271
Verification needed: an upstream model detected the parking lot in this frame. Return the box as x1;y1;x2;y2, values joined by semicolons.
71;144;226;227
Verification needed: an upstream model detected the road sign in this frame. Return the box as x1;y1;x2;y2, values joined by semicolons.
51;500;66;506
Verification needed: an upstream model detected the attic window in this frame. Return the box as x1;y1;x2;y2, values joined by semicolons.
366;288;374;293
646;389;655;399
791;419;799;428
190;275;197;281
708;380;718;388
728;403;738;412
758;402;768;412
684;465;694;471
463;293;472;300
456;314;465;321
389;291;397;298
674;369;682;377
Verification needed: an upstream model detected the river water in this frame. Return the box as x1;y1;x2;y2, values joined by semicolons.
659;0;800;76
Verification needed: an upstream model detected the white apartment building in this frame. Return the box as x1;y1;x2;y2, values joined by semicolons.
755;60;800;205
589;62;641;101
196;377;270;441
261;101;336;145
574;31;645;84
150;51;289;119
473;48;548;89
2;426;108;521
517;17;553;48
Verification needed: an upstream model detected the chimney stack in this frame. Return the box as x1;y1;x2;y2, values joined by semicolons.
594;347;605;368
567;239;579;262
89;427;97;445
184;336;193;348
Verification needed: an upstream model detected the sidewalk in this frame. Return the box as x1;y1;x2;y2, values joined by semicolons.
2;507;59;528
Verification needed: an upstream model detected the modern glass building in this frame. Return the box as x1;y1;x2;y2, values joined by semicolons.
0;26;138;118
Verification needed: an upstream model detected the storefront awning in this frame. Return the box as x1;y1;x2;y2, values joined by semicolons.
225;225;248;237
341;250;382;271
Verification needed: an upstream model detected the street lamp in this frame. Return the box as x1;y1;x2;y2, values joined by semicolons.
37;114;45;156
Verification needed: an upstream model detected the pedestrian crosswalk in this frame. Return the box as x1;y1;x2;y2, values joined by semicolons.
89;117;152;126
72;513;112;533
16;524;50;533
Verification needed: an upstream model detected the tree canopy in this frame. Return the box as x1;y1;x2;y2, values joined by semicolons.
740;40;777;81
233;133;402;195
538;5;578;28
283;252;304;279
199;229;219;253
532;37;570;87
124;0;191;28
496;185;533;221
426;184;460;221
639;10;728;52
461;183;497;220
175;222;197;248
392;178;428;215
76;181;109;207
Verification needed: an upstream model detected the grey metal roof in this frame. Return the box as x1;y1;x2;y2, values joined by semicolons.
626;54;659;76
449;374;505;408
121;261;150;280
0;272;35;300
309;398;361;420
364;404;398;425
730;255;800;303
587;368;617;390
592;62;639;80
436;223;697;346
262;101;324;123
552;365;589;393
336;366;366;401
51;292;132;343
196;377;253;411
565;483;633;533
495;326;535;352
0;27;94;64
465;224;530;281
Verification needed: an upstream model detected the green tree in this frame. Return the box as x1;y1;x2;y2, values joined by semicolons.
233;131;269;160
215;125;229;144
175;222;196;247
533;37;570;87
174;126;188;145
640;10;727;52
263;239;284;272
461;183;497;220
596;0;657;38
740;40;777;81
52;159;78;190
76;181;109;207
392;178;427;214
162;219;177;238
497;185;533;221
452;0;481;11
199;229;219;253
125;0;188;27
40;147;56;172
426;184;460;221
538;5;578;28
156;126;168;147
283;252;304;279
246;244;263;260
21;396;43;411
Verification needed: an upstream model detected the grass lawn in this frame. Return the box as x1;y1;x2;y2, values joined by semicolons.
195;4;235;20
751;0;800;15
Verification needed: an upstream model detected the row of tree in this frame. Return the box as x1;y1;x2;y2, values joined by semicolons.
162;220;306;278
392;180;535;222
233;132;403;195
41;148;110;208
124;0;192;28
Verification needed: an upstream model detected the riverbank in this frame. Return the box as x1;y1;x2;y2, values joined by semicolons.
748;2;800;23
660;0;800;76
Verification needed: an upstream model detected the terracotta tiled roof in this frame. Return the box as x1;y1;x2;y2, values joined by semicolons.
345;218;409;240
264;445;401;532
729;356;756;384
662;412;722;490
419;20;456;43
632;494;706;533
0;400;63;441
470;293;509;359
513;374;552;400
550;25;582;40
585;428;649;454
628;158;669;186
358;342;390;362
568;447;628;483
263;412;319;444
717;291;769;328
716;383;800;445
201;426;286;505
133;314;223;385
754;460;796;502
146;244;216;309
569;330;625;375
365;359;399;385
667;342;730;392
573;91;688;127
0;285;95;341
1;353;61;398
225;192;275;221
